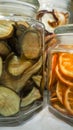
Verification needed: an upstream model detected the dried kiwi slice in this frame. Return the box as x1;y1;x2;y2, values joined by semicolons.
21;87;41;107
0;86;20;116
0;20;14;39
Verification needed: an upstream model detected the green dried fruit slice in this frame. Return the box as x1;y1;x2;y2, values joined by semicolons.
21;87;41;107
0;86;20;116
0;20;14;39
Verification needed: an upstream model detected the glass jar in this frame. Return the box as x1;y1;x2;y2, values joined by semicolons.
47;25;73;124
0;0;45;126
37;0;71;33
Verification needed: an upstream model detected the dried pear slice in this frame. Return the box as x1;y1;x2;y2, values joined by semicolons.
0;86;20;116
0;20;14;39
1;57;42;92
17;21;30;28
21;30;42;59
0;41;11;59
6;54;33;76
0;57;3;77
32;75;42;87
21;87;41;107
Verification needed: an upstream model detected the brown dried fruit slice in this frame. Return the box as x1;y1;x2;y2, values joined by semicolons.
0;86;20;116
0;20;14;39
64;87;73;115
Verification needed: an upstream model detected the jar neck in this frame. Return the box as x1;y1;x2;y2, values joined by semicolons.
0;0;37;18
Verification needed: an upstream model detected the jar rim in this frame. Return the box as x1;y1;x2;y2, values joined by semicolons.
0;0;39;17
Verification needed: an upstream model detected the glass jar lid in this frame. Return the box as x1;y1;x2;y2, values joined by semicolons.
0;0;40;18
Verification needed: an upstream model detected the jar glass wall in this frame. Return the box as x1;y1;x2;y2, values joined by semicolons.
0;0;45;126
47;25;73;124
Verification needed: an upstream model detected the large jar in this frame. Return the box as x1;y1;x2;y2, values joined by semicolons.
0;0;45;126
47;25;73;124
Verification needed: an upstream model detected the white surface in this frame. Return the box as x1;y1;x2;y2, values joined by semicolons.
0;106;73;130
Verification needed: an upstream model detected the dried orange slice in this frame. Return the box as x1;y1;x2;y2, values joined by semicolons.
59;53;73;78
52;99;67;114
55;65;73;87
64;87;73;115
49;53;58;89
56;81;67;104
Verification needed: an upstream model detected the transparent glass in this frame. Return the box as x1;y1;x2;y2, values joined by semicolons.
47;27;73;125
0;0;45;126
0;0;40;18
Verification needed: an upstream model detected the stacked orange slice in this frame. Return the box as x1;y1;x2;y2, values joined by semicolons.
50;52;73;116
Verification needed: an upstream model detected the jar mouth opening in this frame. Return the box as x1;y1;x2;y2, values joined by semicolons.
0;0;38;10
0;0;39;17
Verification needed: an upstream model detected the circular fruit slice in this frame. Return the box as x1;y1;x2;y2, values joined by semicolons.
52;99;67;114
0;20;14;39
0;86;20;116
59;53;73;78
55;65;73;87
56;81;67;104
49;53;58;89
64;87;73;115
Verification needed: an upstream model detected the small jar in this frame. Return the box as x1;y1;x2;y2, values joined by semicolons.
37;0;71;33
0;0;45;126
47;25;73;124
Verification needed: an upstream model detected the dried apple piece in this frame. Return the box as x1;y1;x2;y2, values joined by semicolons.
6;53;33;76
21;30;42;59
0;86;20;116
0;20;14;39
21;87;41;107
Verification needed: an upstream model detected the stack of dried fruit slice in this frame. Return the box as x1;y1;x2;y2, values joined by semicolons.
0;20;43;117
50;52;73;116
